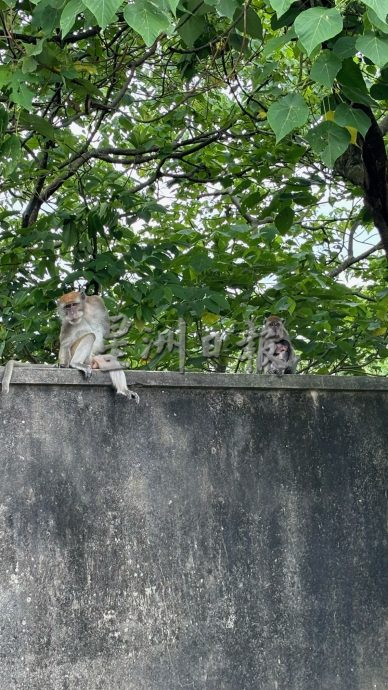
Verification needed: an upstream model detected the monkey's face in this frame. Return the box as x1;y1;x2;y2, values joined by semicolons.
58;291;86;325
62;300;83;325
265;317;283;338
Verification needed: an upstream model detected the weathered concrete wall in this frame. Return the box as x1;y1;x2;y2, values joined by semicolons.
0;369;387;690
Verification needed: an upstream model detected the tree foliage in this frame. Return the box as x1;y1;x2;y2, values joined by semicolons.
0;0;388;374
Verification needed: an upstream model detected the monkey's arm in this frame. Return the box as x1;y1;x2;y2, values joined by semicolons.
68;333;96;379
58;343;70;367
257;337;277;373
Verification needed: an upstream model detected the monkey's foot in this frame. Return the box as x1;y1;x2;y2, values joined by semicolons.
70;363;93;379
118;390;140;404
83;366;93;380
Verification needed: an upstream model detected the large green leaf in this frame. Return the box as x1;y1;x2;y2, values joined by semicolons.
10;75;34;109
60;0;82;37
165;0;180;14
334;104;371;138
124;0;173;45
268;0;296;19
332;36;357;60
267;93;309;142
274;207;294;233
356;33;388;68
19;112;57;140
177;14;207;47
337;58;377;106
236;6;262;39
310;51;342;88
359;0;388;24
294;7;343;56
306;121;350;168
367;9;388;34
370;77;388;100
216;0;239;19
31;0;63;33
263;29;295;57
83;0;123;29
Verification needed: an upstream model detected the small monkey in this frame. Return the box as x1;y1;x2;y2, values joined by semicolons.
58;290;139;402
257;315;298;375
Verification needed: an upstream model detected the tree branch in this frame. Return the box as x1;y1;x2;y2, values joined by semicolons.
329;241;383;277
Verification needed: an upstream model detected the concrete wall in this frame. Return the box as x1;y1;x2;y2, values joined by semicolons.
0;368;387;690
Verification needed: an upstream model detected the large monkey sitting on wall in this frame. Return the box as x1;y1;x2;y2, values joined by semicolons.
58;290;139;402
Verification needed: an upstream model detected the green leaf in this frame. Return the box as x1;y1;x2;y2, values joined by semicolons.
356;33;388;68
268;0;296;18
274;207;294;233
370;80;388;99
274;295;296;313
310;51;342;88
165;0;179;14
216;0;239;19
60;0;82;37
367;9;388;33
62;220;78;251
0;134;21;176
334;104;371;138
83;0;123;29
337;58;376;106
187;250;213;273
236;6;262;39
0;66;12;87
0;105;8;138
21;56;38;74
207;291;229;310
25;37;45;57
10;77;34;109
124;0;173;45
177;14;206;46
359;0;388;24
263;29;295;57
31;0;63;33
19;112;57;139
306;121;350;168
294;7;343;56
267;93;309;142
332;36;357;60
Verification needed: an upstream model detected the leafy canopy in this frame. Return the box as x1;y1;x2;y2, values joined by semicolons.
0;0;388;375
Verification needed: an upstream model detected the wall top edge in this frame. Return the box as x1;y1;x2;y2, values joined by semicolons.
1;366;388;391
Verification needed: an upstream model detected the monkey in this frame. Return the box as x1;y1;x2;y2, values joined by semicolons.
58;290;110;377
257;315;298;375
267;339;293;374
58;290;139;402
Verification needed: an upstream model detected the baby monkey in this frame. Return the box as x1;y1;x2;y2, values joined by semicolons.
58;290;139;402
257;315;298;375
